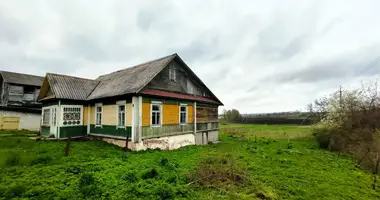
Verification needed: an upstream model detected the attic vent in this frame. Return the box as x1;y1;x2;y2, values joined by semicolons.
169;64;176;82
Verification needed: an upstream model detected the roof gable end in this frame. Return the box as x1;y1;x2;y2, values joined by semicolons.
140;55;223;105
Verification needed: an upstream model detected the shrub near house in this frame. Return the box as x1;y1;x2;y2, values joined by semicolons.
312;81;380;172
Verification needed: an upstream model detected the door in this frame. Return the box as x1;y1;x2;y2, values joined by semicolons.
50;107;57;135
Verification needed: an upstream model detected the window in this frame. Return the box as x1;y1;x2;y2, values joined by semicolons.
169;65;176;82
95;104;102;126
118;105;125;127
62;106;82;126
42;108;50;126
23;86;35;101
151;103;162;126
180;105;187;124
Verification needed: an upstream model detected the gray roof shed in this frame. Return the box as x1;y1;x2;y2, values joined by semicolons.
0;71;44;87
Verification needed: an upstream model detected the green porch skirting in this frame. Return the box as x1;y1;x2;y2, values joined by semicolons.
41;126;50;136
59;126;87;138
90;125;131;137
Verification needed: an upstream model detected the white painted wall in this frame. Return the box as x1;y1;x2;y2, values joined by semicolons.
0;110;41;131
141;133;195;150
102;133;196;151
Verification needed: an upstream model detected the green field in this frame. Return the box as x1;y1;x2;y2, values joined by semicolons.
220;124;312;139
0;125;379;199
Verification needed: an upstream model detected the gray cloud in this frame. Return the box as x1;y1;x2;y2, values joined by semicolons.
267;45;380;84
0;0;380;113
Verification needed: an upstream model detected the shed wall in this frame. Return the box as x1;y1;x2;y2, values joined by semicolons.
0;109;40;131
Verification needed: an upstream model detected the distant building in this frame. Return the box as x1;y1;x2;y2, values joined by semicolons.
38;53;223;150
0;71;44;131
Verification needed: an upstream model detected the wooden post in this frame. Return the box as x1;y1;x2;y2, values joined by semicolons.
124;135;130;152
372;154;380;190
64;132;71;157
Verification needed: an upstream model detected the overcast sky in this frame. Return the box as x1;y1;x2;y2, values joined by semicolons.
1;0;380;113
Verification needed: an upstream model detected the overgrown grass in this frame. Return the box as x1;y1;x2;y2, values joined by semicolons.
0;129;38;136
220;124;312;139
0;127;379;199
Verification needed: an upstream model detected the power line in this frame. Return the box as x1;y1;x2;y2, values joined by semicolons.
343;55;380;88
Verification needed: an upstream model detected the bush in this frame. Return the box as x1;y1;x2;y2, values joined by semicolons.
312;125;334;149
188;154;248;189
188;154;277;199
311;81;380;173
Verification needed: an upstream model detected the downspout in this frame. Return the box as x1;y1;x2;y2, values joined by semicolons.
57;100;61;139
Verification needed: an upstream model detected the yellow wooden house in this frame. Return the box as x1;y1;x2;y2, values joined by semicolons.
38;54;223;150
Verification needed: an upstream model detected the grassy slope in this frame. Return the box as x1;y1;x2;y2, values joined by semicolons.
0;125;379;199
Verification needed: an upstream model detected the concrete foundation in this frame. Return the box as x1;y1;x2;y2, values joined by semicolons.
101;130;219;151
195;130;218;145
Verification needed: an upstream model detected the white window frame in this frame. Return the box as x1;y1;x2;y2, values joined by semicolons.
42;107;51;126
150;101;162;127
95;103;103;127
52;107;56;126
179;104;188;125
116;100;126;129
61;105;83;126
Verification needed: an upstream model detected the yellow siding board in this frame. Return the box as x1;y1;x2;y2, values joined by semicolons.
188;105;194;123
83;106;88;125
163;104;179;125
89;106;95;124
142;103;195;126
142;103;150;126
103;105;117;125
126;103;132;126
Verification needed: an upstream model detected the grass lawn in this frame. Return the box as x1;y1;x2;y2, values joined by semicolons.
0;125;379;199
0;129;38;136
220;123;312;139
